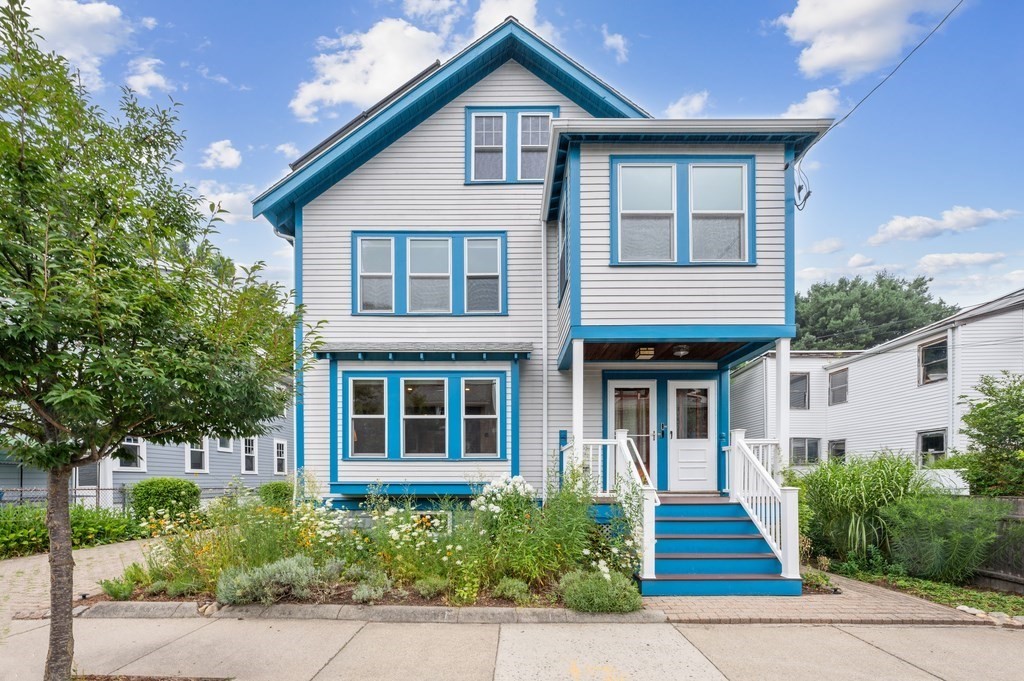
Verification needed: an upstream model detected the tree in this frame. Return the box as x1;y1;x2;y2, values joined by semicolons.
959;372;1024;496
794;271;958;350
0;3;317;678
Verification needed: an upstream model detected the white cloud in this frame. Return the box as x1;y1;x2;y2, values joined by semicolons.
807;237;844;254
199;140;243;170
471;0;556;42
847;253;875;268
781;87;840;118
802;159;823;172
196;180;257;224
916;252;1006;275
198;66;250;91
140;16;157;30
125;57;174;97
275;143;301;158
776;0;953;82
28;0;132;90
403;0;467;37
601;24;628;63
664;90;710;118
869;206;1018;245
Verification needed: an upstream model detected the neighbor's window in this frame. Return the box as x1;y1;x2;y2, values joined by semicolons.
918;430;946;466
463;379;499;457
828;440;846;464
274;440;288;475
119;436;144;469
919;339;948;384
403;379;447;457
789;372;810;410
472;113;504;181
790;438;820;465
518;113;551;180
618;164;675;262
358;238;394;313
828;369;848;405
186;441;207;472
408;238;451;313
351;379;387;458
242;436;258;474
217;436;232;452
690;165;746;261
465;238;501;313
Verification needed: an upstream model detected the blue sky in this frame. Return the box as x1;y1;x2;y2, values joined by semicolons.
26;0;1024;306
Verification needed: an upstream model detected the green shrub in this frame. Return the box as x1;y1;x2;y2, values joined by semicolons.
99;576;136;600
129;477;201;519
352;582;387;603
216;555;321;605
0;503;142;558
959;372;1024;496
925;452;975;470
413;575;448;599
258;481;293;508
559;569;642;613
800;454;926;559
881;495;1011;583
165;574;203;598
492;576;531;605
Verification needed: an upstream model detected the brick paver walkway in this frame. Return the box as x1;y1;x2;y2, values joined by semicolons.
0;539;148;636
644;573;988;625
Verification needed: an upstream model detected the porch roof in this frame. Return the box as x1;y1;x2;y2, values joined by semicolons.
584;341;745;362
315;342;532;362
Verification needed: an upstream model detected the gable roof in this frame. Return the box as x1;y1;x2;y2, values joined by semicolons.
253;17;649;236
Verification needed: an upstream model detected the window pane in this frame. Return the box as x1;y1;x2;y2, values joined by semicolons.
466;277;500;312
521;114;550;146
405;380;445;415
466;239;499;274
620;166;672;212
77;463;98;486
218;437;231;449
409;239;449;274
692;215;743;260
121;440;141;467
353;380;385;415
789;374;809;409
464;380;497;416
474;149;503;180
474;115;502;145
676;388;709;439
465;419;498;455
353;419;386;456
806;439;820;464
520;149;546;180
190;449;205;470
404;418;446;455
922;342;947;364
791;439;807;465
621;215;673;261
360;239;391;274
409;277;451;312
920;432;945;452
692;166;744;212
829;441;846;463
360;276;393;311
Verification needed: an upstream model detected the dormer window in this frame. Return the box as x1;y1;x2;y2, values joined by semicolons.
465;106;559;184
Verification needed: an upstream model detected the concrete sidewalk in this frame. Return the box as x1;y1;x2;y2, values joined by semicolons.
0;617;1020;681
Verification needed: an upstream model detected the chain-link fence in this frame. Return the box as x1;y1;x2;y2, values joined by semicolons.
0;485;237;510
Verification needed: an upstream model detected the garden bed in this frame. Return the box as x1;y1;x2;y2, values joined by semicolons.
848;572;1024;616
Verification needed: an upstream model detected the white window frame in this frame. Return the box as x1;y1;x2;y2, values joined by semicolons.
790;437;820;466
789;372;810;410
617;163;676;263
357;236;395;314
828;369;849;406
407;238;452;314
241;436;259;475
273;439;288;475
517;111;551;181
470;112;506;182
185;439;209;473
401;377;448;458
689;163;748;263
216;436;233;452
464;237;502;314
917;429;947;466
828;439;846;463
113;436;147;473
461;377;501;459
350;377;388;459
918;338;948;385
557;198;569;298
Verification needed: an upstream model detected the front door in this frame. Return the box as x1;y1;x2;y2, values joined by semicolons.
607;381;657;483
667;381;717;492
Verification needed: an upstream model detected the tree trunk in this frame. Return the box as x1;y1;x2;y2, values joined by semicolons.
44;466;75;681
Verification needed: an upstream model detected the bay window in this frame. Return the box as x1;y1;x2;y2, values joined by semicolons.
463;379;499;457
403;379;447;457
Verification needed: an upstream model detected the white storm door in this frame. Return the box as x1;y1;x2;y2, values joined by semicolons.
667;380;717;492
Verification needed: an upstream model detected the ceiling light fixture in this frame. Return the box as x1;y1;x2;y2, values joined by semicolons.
672;344;691;358
635;347;655;361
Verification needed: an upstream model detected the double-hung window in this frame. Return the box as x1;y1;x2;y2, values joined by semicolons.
117;436;145;471
358;238;394;313
274;440;288;475
918;430;946;466
351;379;387;458
518;113;550;180
828;369;848;405
185;440;207;473
408;238;451;313
465;238;501;313
242;436;258;474
463;379;499;457
557;198;569;299
217;436;232;452
403;379;447;457
828;439;846;464
791;438;820;465
471;113;504;181
617;164;675;262
789;373;810;410
919;339;948;384
690;165;747;261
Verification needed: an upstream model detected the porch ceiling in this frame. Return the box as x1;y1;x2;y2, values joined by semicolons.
583;341;745;362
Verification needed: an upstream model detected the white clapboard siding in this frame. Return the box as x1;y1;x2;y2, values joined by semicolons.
730;358;767;438
765;355;834;444
578;143;787;325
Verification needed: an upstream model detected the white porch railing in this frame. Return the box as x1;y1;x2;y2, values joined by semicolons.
745;439;780;479
561;430;659;580
727;429;800;579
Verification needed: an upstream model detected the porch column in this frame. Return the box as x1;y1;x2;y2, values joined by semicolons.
571;338;584;465
775;337;791;476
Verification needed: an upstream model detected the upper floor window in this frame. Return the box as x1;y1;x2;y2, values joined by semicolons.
828;369;848;405
471;113;505;181
610;155;755;265
789;372;810;410
919;339;948;384
217;436;232;452
465;106;559;184
274;439;288;475
518;113;551;180
116;436;146;472
185;440;208;473
353;232;506;316
242;436;258;474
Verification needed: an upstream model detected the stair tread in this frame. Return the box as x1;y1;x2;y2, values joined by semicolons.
656;533;765;539
656;552;777;559
656;516;754;522
642;574;798;581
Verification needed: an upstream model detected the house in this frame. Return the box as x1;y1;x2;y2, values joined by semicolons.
731;287;1024;468
253;18;830;595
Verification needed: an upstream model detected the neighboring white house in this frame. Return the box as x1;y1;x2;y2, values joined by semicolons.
731;287;1024;467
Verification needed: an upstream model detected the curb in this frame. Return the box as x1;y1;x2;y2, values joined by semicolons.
664;615;996;626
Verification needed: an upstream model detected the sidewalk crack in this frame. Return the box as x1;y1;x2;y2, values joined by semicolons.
832;625;947;681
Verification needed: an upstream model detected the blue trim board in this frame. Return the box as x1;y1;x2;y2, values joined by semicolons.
294;207;304;471
329;359;338;483
718;340;777;370
316;351;529;362
568;144;582;329
330;482;478;496
510;358;520;476
254;20;647;235
464;106;559;184
609;155;757;267
350;231;508;317
784;144;796;326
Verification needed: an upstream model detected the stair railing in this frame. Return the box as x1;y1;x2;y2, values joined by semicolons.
727;428;800;579
744;438;779;479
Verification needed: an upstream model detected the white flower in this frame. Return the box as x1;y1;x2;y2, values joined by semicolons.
455;560;463;566
611;547;619;554
442;556;448;562
455;545;462;551
582;549;590;556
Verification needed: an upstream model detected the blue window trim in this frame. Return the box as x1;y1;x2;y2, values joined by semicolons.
336;368;509;465
609;155;757;267
464;106;559;184
351;231;508;316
